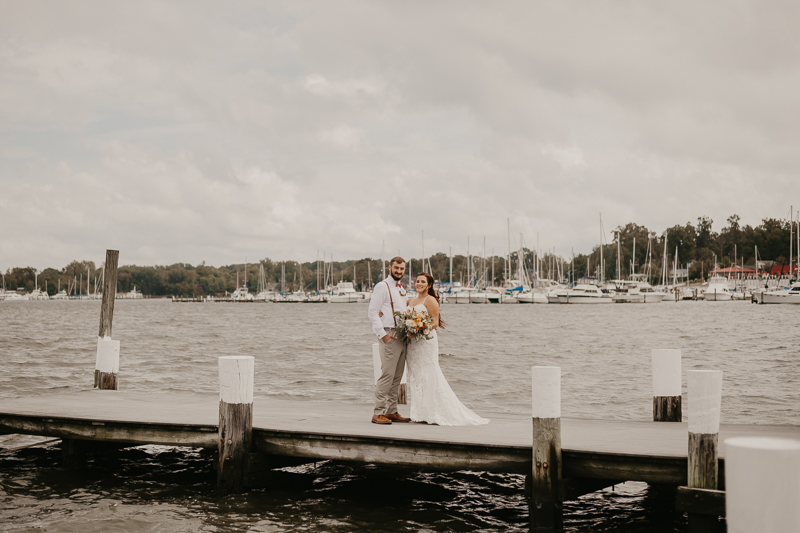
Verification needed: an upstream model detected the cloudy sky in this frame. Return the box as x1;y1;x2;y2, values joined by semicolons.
2;1;798;270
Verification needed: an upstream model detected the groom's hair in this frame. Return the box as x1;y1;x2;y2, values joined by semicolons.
390;256;405;266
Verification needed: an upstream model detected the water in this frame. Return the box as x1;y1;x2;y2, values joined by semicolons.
1;300;798;531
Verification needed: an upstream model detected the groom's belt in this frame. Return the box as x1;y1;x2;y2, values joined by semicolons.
384;326;398;331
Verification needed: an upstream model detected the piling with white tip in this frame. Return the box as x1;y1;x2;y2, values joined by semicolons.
530;366;562;530
687;369;723;531
95;249;120;390
725;437;800;533
218;355;254;494
651;349;682;422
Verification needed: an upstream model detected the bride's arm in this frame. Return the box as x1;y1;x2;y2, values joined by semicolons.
427;297;440;328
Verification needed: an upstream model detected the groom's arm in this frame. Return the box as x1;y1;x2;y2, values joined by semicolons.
368;283;390;340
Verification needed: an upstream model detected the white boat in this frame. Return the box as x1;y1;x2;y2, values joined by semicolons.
484;287;504;304
231;284;254;301
356;291;372;303
517;290;548;304
448;286;484;304
3;292;28;301
547;286;570;304
328;282;361;303
702;277;733;301
637;283;666;303
51;290;69;300
283;292;307;303
501;293;519;304
303;293;328;303
559;284;613;304
118;286;144;299
254;290;277;302
611;280;665;303
611;280;644;303
757;282;800;304
28;288;50;300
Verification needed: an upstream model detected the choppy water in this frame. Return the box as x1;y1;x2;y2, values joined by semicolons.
1;300;798;531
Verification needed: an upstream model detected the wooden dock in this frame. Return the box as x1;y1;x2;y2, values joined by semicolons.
2;389;798;487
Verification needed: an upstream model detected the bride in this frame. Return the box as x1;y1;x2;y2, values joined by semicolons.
405;273;489;426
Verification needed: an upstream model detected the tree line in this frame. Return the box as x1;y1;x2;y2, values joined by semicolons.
3;215;796;296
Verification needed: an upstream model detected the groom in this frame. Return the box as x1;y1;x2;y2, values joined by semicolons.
368;256;412;424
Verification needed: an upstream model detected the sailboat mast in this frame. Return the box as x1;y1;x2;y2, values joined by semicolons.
662;231;668;286
467;236;471;287
421;230;425;274
599;214;604;283
673;247;678;286
507;219;511;281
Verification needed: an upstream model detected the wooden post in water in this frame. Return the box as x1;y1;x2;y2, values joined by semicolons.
217;355;254;495
530;366;562;530
95;249;120;389
687;369;723;532
372;343;406;405
725;437;800;533
652;349;682;422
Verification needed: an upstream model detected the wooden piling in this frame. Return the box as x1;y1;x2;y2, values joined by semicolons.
687;369;723;532
372;343;407;405
217;355;254;495
530;366;562;530
724;437;800;533
652;349;682;422
95;250;120;389
94;338;120;389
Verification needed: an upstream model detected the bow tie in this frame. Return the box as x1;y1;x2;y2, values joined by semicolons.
396;282;403;288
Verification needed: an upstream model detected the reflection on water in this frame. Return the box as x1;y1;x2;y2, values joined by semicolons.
2;444;688;532
1;299;796;531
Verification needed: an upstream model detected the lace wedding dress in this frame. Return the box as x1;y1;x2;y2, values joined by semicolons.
405;304;489;426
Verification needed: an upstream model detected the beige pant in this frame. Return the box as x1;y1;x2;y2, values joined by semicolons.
374;328;407;415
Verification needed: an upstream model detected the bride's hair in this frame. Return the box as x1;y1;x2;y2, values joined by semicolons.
416;272;445;329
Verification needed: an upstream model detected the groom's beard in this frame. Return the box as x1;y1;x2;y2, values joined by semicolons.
390;272;404;282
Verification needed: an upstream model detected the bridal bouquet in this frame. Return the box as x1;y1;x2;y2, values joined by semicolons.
393;307;435;343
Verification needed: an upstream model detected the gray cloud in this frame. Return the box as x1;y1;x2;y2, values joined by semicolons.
1;0;797;270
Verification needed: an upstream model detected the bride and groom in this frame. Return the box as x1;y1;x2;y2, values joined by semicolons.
368;256;489;426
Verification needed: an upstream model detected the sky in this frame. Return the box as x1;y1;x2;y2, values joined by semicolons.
2;1;798;271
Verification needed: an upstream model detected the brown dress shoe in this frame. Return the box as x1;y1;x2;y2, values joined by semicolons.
384;412;411;423
372;415;392;424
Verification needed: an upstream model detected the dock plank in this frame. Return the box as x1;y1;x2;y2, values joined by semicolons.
1;390;798;483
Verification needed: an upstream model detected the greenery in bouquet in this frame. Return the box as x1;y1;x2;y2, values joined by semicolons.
393;307;435;343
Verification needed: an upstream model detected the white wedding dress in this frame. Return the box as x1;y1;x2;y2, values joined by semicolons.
405;304;489;426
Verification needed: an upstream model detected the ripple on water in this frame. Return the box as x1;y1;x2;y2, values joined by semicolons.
1;299;797;531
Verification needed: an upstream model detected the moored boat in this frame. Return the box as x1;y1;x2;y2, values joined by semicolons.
756;282;800;304
702;276;733;301
559;284;613;304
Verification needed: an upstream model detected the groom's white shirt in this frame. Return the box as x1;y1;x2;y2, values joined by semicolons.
368;275;408;339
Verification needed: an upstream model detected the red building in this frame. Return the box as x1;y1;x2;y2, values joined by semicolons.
769;265;799;276
709;266;759;277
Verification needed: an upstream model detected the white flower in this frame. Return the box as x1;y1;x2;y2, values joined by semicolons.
405;319;415;328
